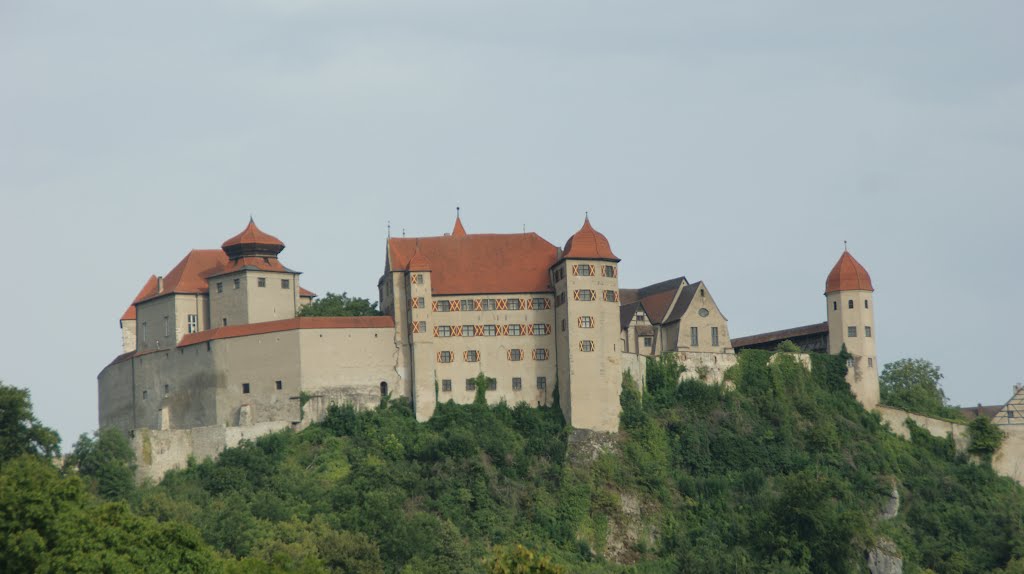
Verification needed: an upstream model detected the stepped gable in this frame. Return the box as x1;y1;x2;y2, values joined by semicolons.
120;275;158;321
561;216;619;261
826;250;873;293
136;249;229;303
388;228;558;295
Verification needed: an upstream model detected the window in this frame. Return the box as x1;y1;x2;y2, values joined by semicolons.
513;377;523;391
258;277;266;287
412;320;426;333
643;336;653;347
867;358;873;367
848;326;857;337
242;383;250;394
833;301;837;311
578;264;593;276
532;297;546;309
533;348;549;360
142;390;148;400
690;327;699;346
436;299;450;312
848;299;854;309
580;340;594;352
481;299;498;311
578;316;594;328
603;290;618;302
163;316;170;337
712;327;719;347
487;378;497;391
465;350;479;362
508;298;521;310
636;312;644;321
537;377;547;390
575;289;595;301
508;349;523;361
282;279;290;289
164;384;169;395
222;318;228;327
460;299;474;311
216;282;223;294
234;278;241;289
561;319;566;332
437;351;453;363
864;300;869;309
462;325;474;337
508;324;522;336
483;325;497;336
466;379;476;391
380;381;388;396
411;296;424;309
276;380;283;390
442;379;452;392
603;265;616;277
437;326;452;337
865;326;872;337
533;323;549;335
187;314;198;333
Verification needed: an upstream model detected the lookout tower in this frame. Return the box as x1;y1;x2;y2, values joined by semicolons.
825;248;879;409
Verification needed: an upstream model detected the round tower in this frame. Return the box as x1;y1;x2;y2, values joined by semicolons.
554;216;622;432
825;249;879;409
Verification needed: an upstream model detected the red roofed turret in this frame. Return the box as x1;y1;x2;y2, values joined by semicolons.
825;250;873;293
222;218;285;260
561;216;619;261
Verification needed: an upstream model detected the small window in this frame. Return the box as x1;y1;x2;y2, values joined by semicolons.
507;299;521;310
142;390;148;400
481;299;498;311
561;319;567;332
242;383;250;394
460;299;475;311
690;327;699;347
577;290;594;301
537;377;547;389
465;350;479;362
635;312;644;321
487;378;497;391
533;323;549;335
441;379;452;392
865;326;872;337
187;314;198;333
483;325;497;337
436;300;450;312
643;336;653;347
282;279;290;289
163;316;170;337
415;273;424;283
222;318;228;326
512;377;523;391
578;264;592;276
580;340;594;352
579;316;593;328
164;384;169;394
864;299;869;309
438;351;453;363
463;325;475;337
508;324;522;336
712;326;719;347
833;301;837;311
848;326;857;337
234;278;241;289
380;381;388;396
258;277;266;288
216;282;223;294
603;265;615;277
437;326;452;337
848;299;854;309
412;296;424;309
508;349;523;361
532;297;546;309
603;290;618;302
867;358;873;367
533;348;549;360
466;379;476;391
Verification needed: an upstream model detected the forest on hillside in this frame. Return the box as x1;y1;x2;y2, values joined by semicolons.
3;350;1024;573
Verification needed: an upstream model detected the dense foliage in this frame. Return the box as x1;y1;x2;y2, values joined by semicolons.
0;381;60;465
298;292;381;317
879;358;965;421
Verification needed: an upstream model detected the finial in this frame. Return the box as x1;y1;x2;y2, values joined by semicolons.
844;240;848;251
457;206;460;217
402;228;406;237
387;220;391;238
249;214;254;224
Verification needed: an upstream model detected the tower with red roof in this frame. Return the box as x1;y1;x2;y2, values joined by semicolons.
825;249;879;409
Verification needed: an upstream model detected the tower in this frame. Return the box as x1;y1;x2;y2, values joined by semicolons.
825;249;879;409
554;216;622;432
405;245;436;421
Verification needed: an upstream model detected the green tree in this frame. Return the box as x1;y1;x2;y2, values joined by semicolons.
879;358;963;419
68;426;137;500
0;381;60;464
485;544;566;573
298;292;381;317
968;415;1005;458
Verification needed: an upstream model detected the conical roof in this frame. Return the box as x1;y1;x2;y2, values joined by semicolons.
825;250;873;293
452;215;466;238
222;218;285;259
561;216;619;261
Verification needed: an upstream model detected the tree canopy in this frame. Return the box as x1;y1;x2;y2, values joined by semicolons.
297;292;381;317
879;358;965;420
68;426;137;500
0;381;60;465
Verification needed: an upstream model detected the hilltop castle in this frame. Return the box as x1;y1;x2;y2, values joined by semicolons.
99;215;876;479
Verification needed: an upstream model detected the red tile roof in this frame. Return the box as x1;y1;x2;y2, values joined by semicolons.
178;316;395;347
406;246;432;271
730;322;829;348
121;275;159;321
562;217;619;262
299;287;316;298
452;215;466;238
825;250;873;293
137;250;229;303
222;218;285;251
388;232;558;295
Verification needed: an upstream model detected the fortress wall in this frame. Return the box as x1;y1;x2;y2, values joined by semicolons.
209;331;303;426
876;405;970;453
992;426;1024;485
675;350;737;384
621;353;646;390
132;347;219;430
299;327;403;418
98;358;135;432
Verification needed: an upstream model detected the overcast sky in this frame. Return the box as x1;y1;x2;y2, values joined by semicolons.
2;1;1021;447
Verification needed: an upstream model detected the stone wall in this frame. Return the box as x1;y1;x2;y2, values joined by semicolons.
992;426;1024;485
620;353;646;389
875;405;970;453
674;350;737;384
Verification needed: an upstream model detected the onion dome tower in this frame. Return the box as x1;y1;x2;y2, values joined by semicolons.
825;248;879;409
221;217;286;261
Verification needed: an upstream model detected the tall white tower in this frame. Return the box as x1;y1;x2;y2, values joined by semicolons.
825;249;879;409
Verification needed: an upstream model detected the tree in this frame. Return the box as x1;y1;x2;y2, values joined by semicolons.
0;381;60;465
298;292;381;317
485;545;566;573
68;427;137;500
879;358;963;420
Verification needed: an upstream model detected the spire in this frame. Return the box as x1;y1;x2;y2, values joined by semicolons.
452;207;466;238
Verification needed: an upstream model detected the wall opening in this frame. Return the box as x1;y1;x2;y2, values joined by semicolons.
380;381;388;397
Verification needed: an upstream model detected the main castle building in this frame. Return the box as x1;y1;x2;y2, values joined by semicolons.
100;215;874;480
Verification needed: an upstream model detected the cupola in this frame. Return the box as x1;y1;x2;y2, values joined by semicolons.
825;250;873;293
562;216;619;261
221;218;285;260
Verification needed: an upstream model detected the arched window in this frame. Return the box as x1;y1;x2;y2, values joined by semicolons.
380;381;388;397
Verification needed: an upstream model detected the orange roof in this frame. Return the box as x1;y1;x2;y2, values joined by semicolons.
407;246;432;271
388;233;558;295
204;256;295;278
137;250;228;303
299;286;316;298
562;216;619;262
178;316;394;347
120;275;158;321
222;218;284;251
452;215;467;238
825;250;873;293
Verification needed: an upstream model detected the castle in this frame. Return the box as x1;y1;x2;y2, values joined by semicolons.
98;214;924;480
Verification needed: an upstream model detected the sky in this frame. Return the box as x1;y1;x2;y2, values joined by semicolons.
1;1;1021;447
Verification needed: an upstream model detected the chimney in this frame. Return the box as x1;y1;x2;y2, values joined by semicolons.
157;276;164;292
